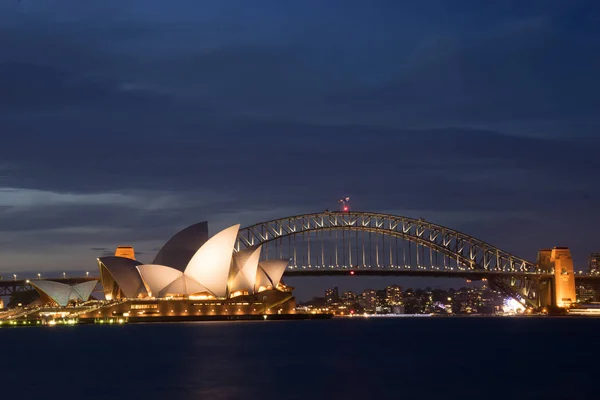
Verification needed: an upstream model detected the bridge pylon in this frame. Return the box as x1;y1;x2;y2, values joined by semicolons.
538;247;576;308
115;246;136;260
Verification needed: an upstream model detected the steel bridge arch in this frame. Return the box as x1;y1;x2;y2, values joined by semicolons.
236;211;541;274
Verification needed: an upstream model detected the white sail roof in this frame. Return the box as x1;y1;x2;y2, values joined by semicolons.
228;247;252;282
73;280;98;302
31;280;98;307
137;264;212;297
136;264;183;297
258;259;289;288
98;256;146;299
153;221;209;272
160;274;211;297
123;224;284;299
184;224;240;298
229;246;261;294
254;267;273;292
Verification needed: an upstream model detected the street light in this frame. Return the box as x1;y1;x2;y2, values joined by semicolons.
63;272;66;279
37;273;41;280
13;274;16;281
86;271;89;277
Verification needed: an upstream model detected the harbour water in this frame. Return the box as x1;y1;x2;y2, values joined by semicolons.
1;317;598;399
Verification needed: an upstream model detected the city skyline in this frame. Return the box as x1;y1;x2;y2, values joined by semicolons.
308;284;507;315
2;3;600;399
1;1;600;294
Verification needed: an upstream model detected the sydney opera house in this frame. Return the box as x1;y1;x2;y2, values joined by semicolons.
22;222;296;322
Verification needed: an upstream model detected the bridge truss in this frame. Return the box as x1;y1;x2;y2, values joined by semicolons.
236;211;550;307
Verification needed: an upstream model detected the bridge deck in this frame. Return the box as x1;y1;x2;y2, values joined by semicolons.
284;269;554;279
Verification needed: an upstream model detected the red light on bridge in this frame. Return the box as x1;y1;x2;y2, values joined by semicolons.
343;206;348;211
350;271;355;275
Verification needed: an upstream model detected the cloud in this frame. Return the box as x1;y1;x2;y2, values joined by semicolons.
2;1;599;133
328;29;600;130
0;1;599;281
0;61;171;117
0;187;139;208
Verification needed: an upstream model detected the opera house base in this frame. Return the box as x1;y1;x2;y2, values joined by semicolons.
86;313;332;324
78;290;299;321
0;289;333;326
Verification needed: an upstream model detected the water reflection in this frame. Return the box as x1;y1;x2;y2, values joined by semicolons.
1;318;598;399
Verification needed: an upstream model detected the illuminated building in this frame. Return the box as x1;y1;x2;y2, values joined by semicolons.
588;253;600;275
391;305;405;314
360;289;377;313
568;303;600;315
341;291;358;306
325;287;339;304
136;224;240;298
576;285;596;303
386;285;402;305
86;222;295;319
30;280;98;307
376;289;386;305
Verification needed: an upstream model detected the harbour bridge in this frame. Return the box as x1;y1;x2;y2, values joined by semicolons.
2;211;598;309
234;211;595;309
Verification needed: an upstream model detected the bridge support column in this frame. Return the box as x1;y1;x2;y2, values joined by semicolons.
538;247;576;308
537;279;552;309
545;248;576;308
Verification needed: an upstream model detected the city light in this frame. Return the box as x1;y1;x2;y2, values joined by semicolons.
0;215;597;324
503;298;526;314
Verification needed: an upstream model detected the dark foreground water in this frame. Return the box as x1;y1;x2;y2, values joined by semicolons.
1;317;598;399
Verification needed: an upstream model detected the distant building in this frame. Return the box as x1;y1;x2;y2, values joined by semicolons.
341;291;358;306
360;289;377;313
386;285;402;305
576;285;596;303
589;253;600;275
325;287;339;304
391;305;405;314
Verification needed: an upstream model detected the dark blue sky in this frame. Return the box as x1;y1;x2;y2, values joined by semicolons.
1;1;599;299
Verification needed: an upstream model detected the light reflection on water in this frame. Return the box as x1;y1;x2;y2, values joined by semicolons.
1;318;598;399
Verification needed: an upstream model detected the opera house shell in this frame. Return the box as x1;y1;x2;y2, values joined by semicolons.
31;280;98;307
87;222;295;319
